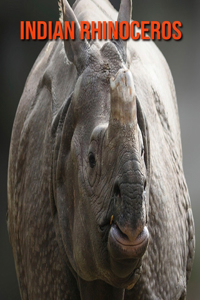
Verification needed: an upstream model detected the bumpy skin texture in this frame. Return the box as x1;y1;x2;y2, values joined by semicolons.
7;0;195;299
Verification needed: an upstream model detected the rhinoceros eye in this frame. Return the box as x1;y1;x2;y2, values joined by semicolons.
89;152;96;168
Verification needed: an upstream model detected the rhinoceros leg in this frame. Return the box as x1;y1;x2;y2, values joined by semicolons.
78;277;125;300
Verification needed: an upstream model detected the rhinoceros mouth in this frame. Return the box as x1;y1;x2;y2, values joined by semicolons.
108;224;149;260
106;223;149;281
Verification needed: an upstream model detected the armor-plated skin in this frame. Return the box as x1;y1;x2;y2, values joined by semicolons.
7;0;195;299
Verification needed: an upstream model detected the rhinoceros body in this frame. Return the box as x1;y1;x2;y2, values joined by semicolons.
7;0;195;299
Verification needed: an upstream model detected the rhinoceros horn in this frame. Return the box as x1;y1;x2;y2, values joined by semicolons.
110;68;137;126
113;0;132;63
62;0;90;72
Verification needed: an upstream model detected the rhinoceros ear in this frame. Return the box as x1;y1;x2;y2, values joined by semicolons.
113;0;132;63
61;0;90;73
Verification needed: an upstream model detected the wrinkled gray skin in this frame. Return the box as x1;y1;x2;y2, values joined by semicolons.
7;0;195;299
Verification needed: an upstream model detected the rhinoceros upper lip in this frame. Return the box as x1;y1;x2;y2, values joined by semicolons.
111;223;149;247
108;223;149;262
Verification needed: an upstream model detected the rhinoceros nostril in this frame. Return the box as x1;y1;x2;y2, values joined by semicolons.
113;182;121;199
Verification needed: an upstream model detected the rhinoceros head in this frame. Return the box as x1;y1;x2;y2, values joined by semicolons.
51;0;150;290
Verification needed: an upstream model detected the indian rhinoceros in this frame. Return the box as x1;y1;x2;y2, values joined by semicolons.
7;0;195;299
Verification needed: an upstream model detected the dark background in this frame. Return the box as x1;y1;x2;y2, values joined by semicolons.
0;0;199;299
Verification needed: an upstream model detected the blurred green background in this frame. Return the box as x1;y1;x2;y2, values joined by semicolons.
0;0;199;299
